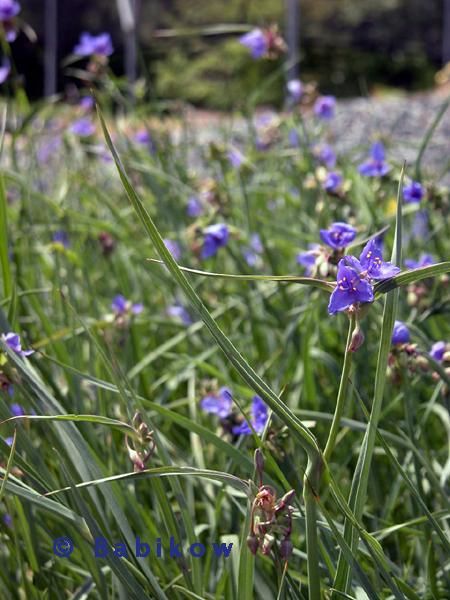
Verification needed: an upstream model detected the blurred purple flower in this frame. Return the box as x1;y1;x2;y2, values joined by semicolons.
430;341;447;362
73;32;113;57
328;259;374;315
0;0;20;21
187;196;203;217
403;181;424;203
0;58;10;84
313;144;336;168
358;142;390;177
37;135;62;165
320;222;356;250
227;148;245;168
167;304;192;326
111;294;143;316
314;96;336;119
201;224;229;259
163;239;181;261
392;320;410;345
70;118;95;137
232;396;268;435
288;129;299;148
412;210;428;239
3;513;12;527
201;387;233;418
4;436;13;446
404;254;435;270
2;332;34;357
297;244;320;276
344;238;400;281
287;79;302;101
323;172;342;193
53;230;70;248
10;403;24;417
239;29;267;59
80;96;94;111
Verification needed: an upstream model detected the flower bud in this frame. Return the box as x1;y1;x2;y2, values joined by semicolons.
261;533;275;555
279;538;293;560
347;322;364;353
254;448;265;477
246;534;259;555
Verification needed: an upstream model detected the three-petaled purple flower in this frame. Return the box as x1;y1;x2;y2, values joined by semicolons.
287;79;303;102
403;181;424;203
201;224;229;259
73;32;113;57
70;118;95;137
232;396;269;435
392;320;410;345
111;294;143;315
344;238;400;281
430;341;447;362
323;172;342;193
0;0;20;21
314;96;336;120
2;332;34;357
200;387;233;418
404;254;434;270
358;142;390;177
239;29;267;59
320;222;356;250
328;259;374;315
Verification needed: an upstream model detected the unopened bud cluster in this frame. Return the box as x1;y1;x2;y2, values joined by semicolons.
246;449;295;563
125;412;156;472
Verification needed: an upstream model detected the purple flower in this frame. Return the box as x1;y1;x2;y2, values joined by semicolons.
430;341;446;362
358;142;390;177
239;29;267;59
2;332;34;357
344;238;400;281
404;254;435;270
0;0;20;21
297;245;319;276
323;172;342;193
288;129;299;148
287;79;303;101
0;58;10;84
403;181;424;203
227;148;245;168
232;396;268;435
37;135;62;165
242;234;263;267
167;304;192;326
3;514;12;527
314;96;336;120
134;130;150;145
70;118;95;137
53;230;70;248
4;436;13;446
392;320;410;345
163;239;181;261
200;387;233;418
313;144;336;168
187;196;203;217
111;295;143;316
328;259;374;315
73;32;113;57
250;233;263;254
320;222;356;250
10;403;25;417
412;210;428;239
201;224;229;259
79;96;94;111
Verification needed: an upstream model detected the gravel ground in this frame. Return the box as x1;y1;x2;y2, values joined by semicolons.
183;90;450;184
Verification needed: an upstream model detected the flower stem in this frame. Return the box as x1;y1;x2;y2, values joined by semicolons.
323;314;355;463
303;456;322;600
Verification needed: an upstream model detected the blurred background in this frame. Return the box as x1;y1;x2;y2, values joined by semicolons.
9;0;450;109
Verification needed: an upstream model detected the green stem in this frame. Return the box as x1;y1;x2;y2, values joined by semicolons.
323;314;355;463
303;456;323;600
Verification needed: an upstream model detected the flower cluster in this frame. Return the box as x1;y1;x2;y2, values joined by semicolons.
200;386;269;436
328;236;400;315
125;412;156;472
247;450;295;562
